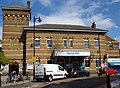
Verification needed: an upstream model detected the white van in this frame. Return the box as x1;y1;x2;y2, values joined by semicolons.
35;64;68;81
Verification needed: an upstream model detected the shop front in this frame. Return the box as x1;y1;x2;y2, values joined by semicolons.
108;58;120;73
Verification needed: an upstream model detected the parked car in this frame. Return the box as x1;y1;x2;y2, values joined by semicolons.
98;67;117;76
68;68;90;77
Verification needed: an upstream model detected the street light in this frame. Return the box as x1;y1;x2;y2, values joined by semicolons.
33;16;42;57
33;16;42;80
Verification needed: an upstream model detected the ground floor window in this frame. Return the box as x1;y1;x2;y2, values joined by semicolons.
96;59;101;67
73;62;79;68
85;60;90;67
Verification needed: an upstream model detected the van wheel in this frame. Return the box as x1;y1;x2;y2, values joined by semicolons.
64;74;67;79
36;78;41;82
48;76;52;82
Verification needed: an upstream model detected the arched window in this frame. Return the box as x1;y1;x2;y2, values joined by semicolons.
35;38;40;48
46;38;52;48
109;41;113;49
72;57;79;68
94;39;99;48
84;39;89;48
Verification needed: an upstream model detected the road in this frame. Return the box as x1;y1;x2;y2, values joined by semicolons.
1;75;120;88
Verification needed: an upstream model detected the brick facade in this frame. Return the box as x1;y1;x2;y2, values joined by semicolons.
1;2;120;74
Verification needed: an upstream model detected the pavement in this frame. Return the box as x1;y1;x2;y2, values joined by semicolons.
1;76;32;87
111;79;120;88
0;74;120;88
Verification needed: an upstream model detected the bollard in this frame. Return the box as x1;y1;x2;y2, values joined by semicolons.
106;74;111;88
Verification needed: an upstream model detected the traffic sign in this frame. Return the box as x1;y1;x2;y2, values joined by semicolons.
32;56;36;62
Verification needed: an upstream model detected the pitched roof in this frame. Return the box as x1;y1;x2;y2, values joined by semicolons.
2;4;31;11
24;24;108;33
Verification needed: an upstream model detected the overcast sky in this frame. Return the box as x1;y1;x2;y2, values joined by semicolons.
0;0;120;42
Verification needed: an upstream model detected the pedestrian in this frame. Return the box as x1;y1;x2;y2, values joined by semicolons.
0;67;4;74
80;63;85;70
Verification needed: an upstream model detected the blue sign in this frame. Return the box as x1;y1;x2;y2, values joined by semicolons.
109;62;120;66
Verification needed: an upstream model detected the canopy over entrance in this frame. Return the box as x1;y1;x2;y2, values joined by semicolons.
108;58;120;66
54;49;90;56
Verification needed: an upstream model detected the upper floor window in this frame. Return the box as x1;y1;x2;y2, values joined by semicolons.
94;40;99;48
63;39;67;48
35;38;40;48
47;38;52;48
109;41;113;49
84;39;89;48
69;39;73;48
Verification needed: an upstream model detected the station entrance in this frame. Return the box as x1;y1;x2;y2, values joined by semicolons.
55;56;85;69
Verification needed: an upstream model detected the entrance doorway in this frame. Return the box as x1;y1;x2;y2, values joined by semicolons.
72;57;79;68
9;62;19;75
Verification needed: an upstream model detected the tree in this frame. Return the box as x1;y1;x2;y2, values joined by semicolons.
0;40;10;87
0;48;10;65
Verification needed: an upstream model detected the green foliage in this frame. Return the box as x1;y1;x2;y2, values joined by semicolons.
0;48;10;65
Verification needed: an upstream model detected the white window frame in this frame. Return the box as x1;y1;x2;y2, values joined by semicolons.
85;59;90;68
35;38;40;48
69;39;73;48
63;39;67;48
94;40;99;48
109;41;113;49
96;59;101;68
84;39;89;48
46;38;52;48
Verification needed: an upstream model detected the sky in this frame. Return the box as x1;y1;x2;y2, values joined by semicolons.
0;0;120;43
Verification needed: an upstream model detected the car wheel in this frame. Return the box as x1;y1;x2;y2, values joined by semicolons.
86;72;90;77
98;73;101;77
64;74;67;79
48;76;53;82
115;73;117;75
75;73;79;77
106;73;109;75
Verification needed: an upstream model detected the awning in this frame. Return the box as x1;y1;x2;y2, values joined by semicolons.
108;58;120;66
54;49;90;56
109;62;120;66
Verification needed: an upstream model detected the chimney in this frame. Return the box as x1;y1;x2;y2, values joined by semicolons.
27;1;30;8
91;22;96;29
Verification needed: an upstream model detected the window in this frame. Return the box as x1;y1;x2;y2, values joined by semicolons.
63;39;67;48
73;63;79;68
85;60;90;68
69;39;73;48
47;38;52;48
96;59;101;67
58;66;64;71
109;41;113;49
84;39;89;48
35;38;40;48
94;40;99;48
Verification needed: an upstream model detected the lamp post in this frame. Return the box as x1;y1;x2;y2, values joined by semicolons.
33;16;42;80
33;16;42;57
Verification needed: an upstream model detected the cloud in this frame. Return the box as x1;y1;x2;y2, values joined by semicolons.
26;0;52;7
38;0;52;6
114;36;120;42
85;14;118;29
111;0;120;4
35;0;117;30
